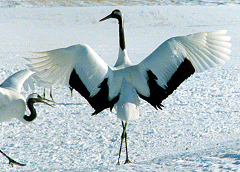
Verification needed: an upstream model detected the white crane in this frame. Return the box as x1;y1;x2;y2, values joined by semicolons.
0;69;54;166
25;9;231;165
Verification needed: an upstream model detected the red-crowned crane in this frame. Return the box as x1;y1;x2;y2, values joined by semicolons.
25;9;231;165
0;69;54;166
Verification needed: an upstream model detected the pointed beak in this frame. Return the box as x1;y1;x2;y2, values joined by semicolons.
38;97;56;108
99;14;113;22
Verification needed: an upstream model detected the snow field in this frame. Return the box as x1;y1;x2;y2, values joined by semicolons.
0;4;239;171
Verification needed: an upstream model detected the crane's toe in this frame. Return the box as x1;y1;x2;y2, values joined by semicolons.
124;159;131;164
8;158;26;167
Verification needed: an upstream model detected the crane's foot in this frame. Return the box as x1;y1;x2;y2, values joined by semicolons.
124;159;132;164
8;157;26;167
117;159;132;165
0;150;26;167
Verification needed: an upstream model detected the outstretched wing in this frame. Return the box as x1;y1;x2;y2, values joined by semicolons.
25;44;119;115
0;69;34;93
132;30;231;109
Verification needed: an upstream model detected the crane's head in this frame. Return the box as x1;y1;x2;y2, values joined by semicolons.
99;9;124;23
24;93;55;122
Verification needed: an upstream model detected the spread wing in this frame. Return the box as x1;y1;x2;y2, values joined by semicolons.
25;44;120;115
130;30;231;109
0;69;34;93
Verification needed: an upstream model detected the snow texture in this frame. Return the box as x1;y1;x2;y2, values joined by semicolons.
0;1;240;171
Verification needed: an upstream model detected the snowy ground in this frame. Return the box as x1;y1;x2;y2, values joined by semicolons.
1;0;240;7
0;2;239;172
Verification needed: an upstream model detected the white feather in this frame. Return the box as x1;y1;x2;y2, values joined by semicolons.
26;30;231;121
137;31;231;91
1;69;34;93
0;69;35;123
27;44;112;97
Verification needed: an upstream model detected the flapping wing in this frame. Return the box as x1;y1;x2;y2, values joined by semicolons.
25;44;119;115
134;30;231;109
0;69;34;93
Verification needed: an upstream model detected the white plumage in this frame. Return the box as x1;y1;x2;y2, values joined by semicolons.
0;69;54;166
0;69;34;123
26;31;231;118
25;9;231;164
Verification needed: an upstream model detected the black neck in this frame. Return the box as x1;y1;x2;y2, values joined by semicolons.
24;99;37;122
118;17;125;51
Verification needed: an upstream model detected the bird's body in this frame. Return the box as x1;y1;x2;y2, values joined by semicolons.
115;79;140;121
0;69;34;123
0;87;26;122
26;9;231;164
0;69;54;166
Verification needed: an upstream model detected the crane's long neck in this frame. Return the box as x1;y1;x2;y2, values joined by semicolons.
24;99;37;122
114;17;132;68
119;20;125;51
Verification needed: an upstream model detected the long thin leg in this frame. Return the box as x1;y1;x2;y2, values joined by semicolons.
49;88;54;101
43;88;54;101
43;88;46;98
117;121;125;165
0;149;26;167
69;87;73;97
117;121;131;165
124;122;131;164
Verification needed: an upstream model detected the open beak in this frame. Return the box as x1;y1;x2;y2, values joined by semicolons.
99;13;113;22
38;97;56;108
